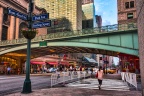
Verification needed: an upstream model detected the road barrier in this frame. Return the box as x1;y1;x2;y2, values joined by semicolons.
121;72;137;89
51;71;90;87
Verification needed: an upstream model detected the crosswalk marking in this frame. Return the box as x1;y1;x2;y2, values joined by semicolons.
66;78;130;91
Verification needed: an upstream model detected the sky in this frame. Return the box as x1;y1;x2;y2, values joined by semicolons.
94;0;119;65
94;0;117;26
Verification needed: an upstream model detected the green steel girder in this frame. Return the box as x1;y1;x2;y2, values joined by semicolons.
0;24;138;56
0;40;138;56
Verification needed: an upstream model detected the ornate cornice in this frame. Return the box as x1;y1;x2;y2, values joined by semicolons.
0;0;43;15
0;0;27;14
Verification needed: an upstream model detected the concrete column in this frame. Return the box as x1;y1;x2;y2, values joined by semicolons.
9;16;15;40
15;18;20;39
136;0;144;95
0;7;3;40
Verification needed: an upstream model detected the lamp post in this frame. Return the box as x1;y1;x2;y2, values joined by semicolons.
22;0;33;93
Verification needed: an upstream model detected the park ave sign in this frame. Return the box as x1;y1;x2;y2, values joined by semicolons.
32;13;49;21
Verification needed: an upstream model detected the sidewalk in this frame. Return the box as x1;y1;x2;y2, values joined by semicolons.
6;74;142;96
6;87;142;96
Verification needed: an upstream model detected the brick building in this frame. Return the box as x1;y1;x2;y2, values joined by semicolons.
117;0;137;25
0;0;47;41
136;0;144;95
0;0;48;74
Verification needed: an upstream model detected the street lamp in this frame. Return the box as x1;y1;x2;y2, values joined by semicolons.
22;0;34;93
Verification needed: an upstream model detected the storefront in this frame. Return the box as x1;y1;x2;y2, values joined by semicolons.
0;57;18;74
118;53;139;73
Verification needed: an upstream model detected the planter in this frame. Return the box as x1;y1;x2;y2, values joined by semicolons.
22;30;37;39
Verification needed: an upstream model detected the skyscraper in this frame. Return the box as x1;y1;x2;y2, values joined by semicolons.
96;15;102;27
35;0;82;32
82;0;96;29
82;0;93;4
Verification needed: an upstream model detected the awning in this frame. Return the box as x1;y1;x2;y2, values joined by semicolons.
1;62;9;64
30;61;46;65
46;62;58;65
61;61;70;66
46;61;70;66
84;57;97;63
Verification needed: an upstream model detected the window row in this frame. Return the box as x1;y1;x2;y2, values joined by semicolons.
125;1;134;9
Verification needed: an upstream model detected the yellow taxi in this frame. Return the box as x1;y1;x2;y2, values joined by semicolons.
105;68;116;74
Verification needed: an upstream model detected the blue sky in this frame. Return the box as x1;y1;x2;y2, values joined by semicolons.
94;0;117;26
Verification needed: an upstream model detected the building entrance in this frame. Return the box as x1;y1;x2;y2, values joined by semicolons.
2;26;8;40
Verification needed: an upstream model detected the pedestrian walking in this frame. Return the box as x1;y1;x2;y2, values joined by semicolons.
97;66;104;90
90;67;93;77
80;66;83;74
7;66;11;75
17;68;20;75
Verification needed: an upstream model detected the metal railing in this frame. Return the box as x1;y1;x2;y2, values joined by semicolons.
0;23;137;46
51;71;90;87
121;72;137;89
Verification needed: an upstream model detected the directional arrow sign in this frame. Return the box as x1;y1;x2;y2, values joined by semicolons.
32;20;51;28
32;13;49;21
7;7;27;21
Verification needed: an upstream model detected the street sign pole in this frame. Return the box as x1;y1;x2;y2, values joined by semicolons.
22;0;33;93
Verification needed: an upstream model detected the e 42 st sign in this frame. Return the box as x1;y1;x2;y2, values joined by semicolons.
7;8;27;21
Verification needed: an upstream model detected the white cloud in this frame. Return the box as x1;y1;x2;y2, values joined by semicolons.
94;0;117;26
103;20;111;26
95;5;100;11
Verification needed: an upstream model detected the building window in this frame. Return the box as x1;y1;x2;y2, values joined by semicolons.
127;13;133;19
2;26;8;40
125;2;129;8
130;1;134;8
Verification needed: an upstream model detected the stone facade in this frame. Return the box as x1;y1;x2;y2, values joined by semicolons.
117;0;137;24
35;0;82;32
0;0;47;41
136;0;144;95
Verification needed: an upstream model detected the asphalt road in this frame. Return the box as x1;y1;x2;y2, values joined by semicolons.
0;75;51;95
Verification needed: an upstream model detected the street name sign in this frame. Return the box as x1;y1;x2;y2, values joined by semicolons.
7;7;27;21
32;13;49;21
32;20;51;28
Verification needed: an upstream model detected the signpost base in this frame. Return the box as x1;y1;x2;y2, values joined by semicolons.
22;79;32;93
